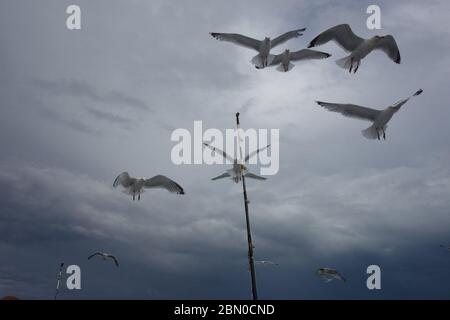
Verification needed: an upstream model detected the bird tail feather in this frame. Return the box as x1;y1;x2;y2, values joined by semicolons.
361;126;378;140
276;62;295;72
251;54;276;68
336;55;352;69
251;54;263;68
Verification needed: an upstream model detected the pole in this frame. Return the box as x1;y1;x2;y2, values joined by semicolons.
54;262;64;300
235;112;258;300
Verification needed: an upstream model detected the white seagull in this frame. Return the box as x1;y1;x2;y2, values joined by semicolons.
317;268;346;282
210;28;306;68
316;89;423;140
256;48;331;72
255;260;279;266
88;252;119;267
308;24;401;73
113;172;185;200
204;143;269;183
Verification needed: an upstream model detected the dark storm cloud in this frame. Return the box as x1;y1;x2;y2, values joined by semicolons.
1;0;450;299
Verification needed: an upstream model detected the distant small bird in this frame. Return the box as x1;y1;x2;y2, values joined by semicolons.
316;89;423;140
113;172;184;200
255;260;279;266
210;28;306;68
317;268;346;282
308;24;401;73
256;48;331;72
88;252;119;267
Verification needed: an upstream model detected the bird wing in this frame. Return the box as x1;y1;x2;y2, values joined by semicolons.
316;101;380;122
335;272;346;282
290;49;331;61
88;252;102;260
203;143;235;163
113;172;136;188
308;24;364;52
373;35;401;64
391;89;423;109
108;255;119;267
265;54;283;67
144;175;185;194
244;172;267;181
211;172;231;181
210;33;261;51
271;28;306;48
245;144;270;163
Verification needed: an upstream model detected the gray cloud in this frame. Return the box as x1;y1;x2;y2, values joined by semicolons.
31;78;151;112
1;0;450;299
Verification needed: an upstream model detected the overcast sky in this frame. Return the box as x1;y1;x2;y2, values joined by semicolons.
1;0;450;299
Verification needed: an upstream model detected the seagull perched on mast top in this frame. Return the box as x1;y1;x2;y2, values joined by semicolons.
203;143;270;183
316;89;423;140
113;172;184;200
210;28;306;68
308;24;401;73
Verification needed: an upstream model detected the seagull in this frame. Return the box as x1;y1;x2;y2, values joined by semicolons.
316;89;423;140
210;28;306;68
113;172;185;200
255;260;279;266
308;24;401;73
88;252;119;267
203;143;270;183
256;48;331;72
317;268;346;282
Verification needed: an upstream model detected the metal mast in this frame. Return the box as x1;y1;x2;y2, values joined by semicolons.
235;112;258;300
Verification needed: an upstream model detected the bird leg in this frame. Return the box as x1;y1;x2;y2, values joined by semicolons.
349;58;353;73
133;192;135;201
376;128;380;140
382;128;386;140
354;60;360;73
138;192;141;201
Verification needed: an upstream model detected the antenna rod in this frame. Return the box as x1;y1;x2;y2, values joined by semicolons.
235;112;258;300
54;262;64;300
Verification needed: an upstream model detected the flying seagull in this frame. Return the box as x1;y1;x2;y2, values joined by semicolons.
317;268;346;282
316;89;423;140
308;24;401;73
113;172;185;200
210;28;306;68
255;260;279;266
88;252;119;267
203;143;269;183
256;48;331;72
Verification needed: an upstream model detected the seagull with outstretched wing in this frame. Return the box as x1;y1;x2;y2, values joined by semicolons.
88;252;119;267
113;172;184;200
210;28;306;68
317;268;346;282
204;142;269;183
255;260;279;266
308;24;401;73
316;89;423;140
258;48;331;72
